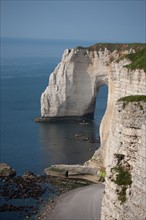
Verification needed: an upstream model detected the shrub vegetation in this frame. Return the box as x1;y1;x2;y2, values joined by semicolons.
118;95;146;103
76;43;146;71
124;49;146;72
111;165;132;204
112;166;132;186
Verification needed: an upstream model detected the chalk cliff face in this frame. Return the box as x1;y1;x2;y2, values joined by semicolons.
41;48;112;118
41;47;146;166
87;60;146;168
101;101;146;220
41;46;146;220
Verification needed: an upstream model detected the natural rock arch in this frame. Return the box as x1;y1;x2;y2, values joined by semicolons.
41;48;109;120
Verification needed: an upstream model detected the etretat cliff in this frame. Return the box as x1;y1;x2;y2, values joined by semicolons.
40;43;146;220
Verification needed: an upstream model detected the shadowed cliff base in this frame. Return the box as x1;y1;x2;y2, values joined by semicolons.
34;113;94;123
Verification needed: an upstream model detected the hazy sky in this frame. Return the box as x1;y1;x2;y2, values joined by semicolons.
1;0;146;43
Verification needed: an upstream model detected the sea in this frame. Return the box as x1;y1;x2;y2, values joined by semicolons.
0;39;108;219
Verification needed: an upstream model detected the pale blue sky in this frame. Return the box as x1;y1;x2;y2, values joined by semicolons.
1;0;146;43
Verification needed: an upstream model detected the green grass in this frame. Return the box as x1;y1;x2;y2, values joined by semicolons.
112;166;132;186
111;165;132;204
118;187;127;204
124;49;146;72
118;95;146;103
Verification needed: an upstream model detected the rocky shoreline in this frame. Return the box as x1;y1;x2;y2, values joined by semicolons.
0;163;93;219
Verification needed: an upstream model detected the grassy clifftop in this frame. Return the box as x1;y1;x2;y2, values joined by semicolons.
123;49;146;72
76;43;146;72
76;43;145;52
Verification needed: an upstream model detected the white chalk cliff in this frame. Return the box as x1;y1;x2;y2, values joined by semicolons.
41;48;109;118
41;45;146;220
101;99;146;220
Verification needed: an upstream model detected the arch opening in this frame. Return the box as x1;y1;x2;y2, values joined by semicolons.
94;84;108;126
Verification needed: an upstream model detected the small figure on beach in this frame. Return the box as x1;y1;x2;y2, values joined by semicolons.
65;170;69;177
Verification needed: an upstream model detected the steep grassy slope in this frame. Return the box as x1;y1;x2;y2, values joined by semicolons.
124;49;146;72
76;43;145;52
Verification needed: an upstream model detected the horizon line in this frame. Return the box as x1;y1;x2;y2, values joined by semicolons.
1;37;145;44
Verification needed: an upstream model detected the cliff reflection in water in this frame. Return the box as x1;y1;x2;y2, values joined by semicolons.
39;121;99;166
39;85;108;167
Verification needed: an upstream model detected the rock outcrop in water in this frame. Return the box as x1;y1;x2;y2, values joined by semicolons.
41;44;146;220
0;163;16;177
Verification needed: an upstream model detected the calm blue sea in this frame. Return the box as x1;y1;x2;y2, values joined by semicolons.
0;56;107;176
0;39;108;220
